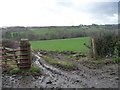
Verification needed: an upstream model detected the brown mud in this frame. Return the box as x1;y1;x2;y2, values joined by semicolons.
2;50;119;88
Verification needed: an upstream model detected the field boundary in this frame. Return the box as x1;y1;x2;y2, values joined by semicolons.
0;39;31;69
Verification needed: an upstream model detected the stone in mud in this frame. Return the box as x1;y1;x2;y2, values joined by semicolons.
91;86;95;88
61;51;71;55
73;53;86;58
12;75;16;77
110;72;116;75
39;50;47;55
46;81;52;84
61;51;77;55
115;77;119;80
75;80;80;83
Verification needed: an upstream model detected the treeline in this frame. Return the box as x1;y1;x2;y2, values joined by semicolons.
1;25;120;58
1;24;118;41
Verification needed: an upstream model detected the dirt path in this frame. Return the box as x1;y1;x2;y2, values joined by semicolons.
33;53;119;88
2;52;119;88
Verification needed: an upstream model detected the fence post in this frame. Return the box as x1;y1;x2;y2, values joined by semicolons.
91;38;97;59
3;46;7;65
19;39;31;69
13;49;19;67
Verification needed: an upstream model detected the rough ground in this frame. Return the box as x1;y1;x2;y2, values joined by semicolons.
2;50;119;88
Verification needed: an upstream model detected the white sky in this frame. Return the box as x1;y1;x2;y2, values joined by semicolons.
0;0;119;27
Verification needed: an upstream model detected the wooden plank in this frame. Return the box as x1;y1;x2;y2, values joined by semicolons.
1;54;28;58
3;54;14;57
17;62;31;65
16;54;28;56
19;66;31;68
0;62;31;65
1;59;14;62
15;48;29;51
5;50;15;53
15;58;29;60
0;57;29;61
2;63;17;65
4;47;13;51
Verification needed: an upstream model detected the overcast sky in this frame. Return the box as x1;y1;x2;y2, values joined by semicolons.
0;0;119;27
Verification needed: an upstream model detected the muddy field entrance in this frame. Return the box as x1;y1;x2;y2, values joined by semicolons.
2;50;119;88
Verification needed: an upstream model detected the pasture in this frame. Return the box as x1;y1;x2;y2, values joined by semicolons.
30;37;91;53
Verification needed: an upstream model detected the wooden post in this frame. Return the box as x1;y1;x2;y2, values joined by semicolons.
13;49;19;67
91;38;97;59
19;39;31;69
3;46;7;65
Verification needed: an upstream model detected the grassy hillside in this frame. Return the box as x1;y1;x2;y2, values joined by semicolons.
30;37;91;53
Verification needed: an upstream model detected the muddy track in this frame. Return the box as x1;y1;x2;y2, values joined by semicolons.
2;52;119;88
32;52;118;88
33;53;87;88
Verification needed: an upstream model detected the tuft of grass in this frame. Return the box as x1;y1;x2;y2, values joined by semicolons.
113;57;120;62
9;65;40;75
43;56;76;70
29;66;40;74
8;65;18;71
10;67;20;74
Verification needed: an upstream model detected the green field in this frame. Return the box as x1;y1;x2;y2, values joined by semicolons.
30;37;91;53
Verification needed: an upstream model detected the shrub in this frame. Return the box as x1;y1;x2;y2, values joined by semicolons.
92;32;118;57
113;57;120;62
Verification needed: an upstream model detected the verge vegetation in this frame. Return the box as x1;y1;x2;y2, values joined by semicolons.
43;56;76;70
5;63;40;75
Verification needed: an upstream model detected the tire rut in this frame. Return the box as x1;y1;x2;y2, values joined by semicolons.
33;53;90;88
